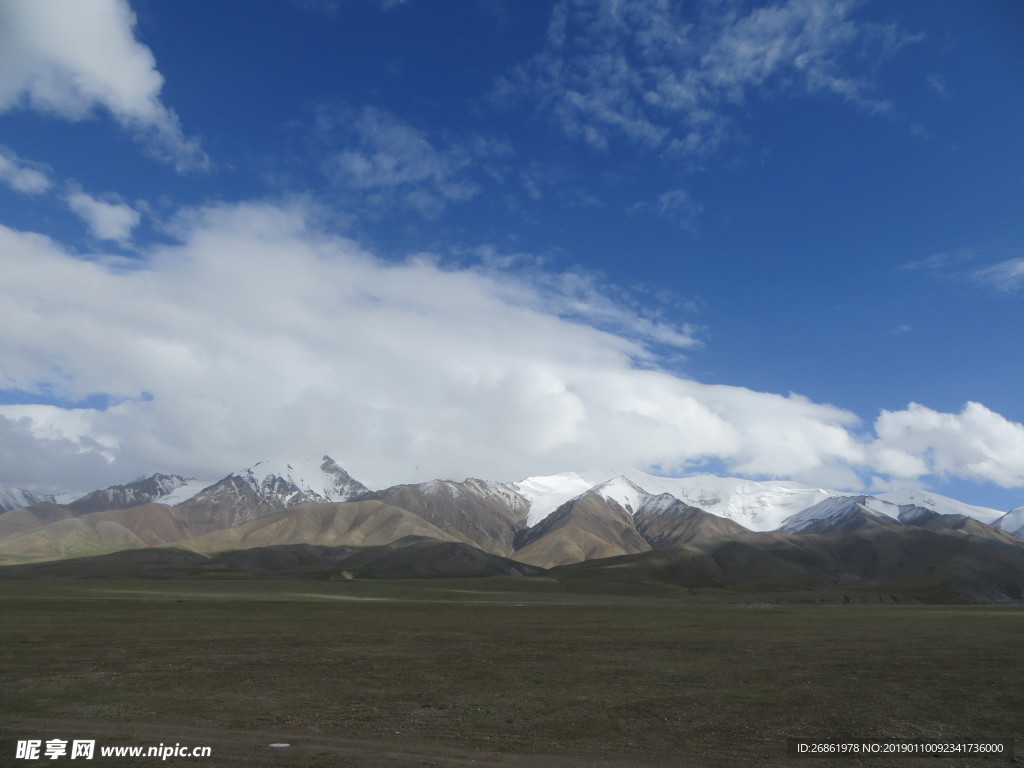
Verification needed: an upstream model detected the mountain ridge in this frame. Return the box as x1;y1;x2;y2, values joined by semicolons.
0;456;1020;576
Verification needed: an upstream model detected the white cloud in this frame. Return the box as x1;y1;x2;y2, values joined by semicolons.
926;73;946;98
500;0;915;155
0;201;1021;494
629;189;703;230
320;106;497;217
904;250;1024;295
972;258;1024;294
496;265;702;352
872;402;1024;488
0;146;52;194
0;0;206;170
66;190;141;243
0;409;124;493
902;248;977;274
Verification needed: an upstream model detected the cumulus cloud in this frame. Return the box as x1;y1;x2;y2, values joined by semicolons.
66;189;141;243
0;146;52;194
0;0;206;170
872;402;1024;488
0;201;1021;494
499;0;915;155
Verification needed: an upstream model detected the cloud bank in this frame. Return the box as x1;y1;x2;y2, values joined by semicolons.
1;200;1022;494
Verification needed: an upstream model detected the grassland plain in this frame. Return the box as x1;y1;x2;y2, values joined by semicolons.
0;579;1021;767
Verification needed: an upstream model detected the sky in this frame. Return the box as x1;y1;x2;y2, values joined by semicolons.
0;0;1022;510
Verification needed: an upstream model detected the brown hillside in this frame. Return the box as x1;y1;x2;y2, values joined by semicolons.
179;500;459;553
0;502;78;539
514;493;651;567
634;500;749;547
0;515;149;564
365;479;529;555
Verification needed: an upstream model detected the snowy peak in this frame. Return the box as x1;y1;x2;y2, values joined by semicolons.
514;470;840;531
407;477;526;505
514;472;603;527
180;455;370;512
648;475;839;532
996;507;1024;538
635;492;686;517
471;479;532;514
874;489;1004;525
591;475;650;514
317;455;372;501
896;505;939;526
513;469;1014;535
68;473;194;514
234;455;369;506
779;495;1015;539
0;487;55;513
779;495;899;534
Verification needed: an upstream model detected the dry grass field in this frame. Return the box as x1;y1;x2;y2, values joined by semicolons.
1;579;1021;767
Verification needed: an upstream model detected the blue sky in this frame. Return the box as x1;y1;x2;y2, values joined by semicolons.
0;0;1021;510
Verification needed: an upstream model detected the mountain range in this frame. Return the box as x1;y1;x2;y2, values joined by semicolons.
1;455;1022;602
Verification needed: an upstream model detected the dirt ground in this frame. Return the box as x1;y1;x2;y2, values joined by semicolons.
1;580;1021;767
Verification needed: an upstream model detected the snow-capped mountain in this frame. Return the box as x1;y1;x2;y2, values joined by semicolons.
514;472;603;527
995;507;1024;538
416;477;529;512
873;488;1005;525
633;474;846;531
67;474;195;514
778;496;899;534
183;455;370;510
510;469;1012;535
512;477;752;567
2;456;1019;574
0;487;55;514
513;470;839;532
590;476;651;514
158;478;220;505
896;505;940;525
8;456;1013;537
236;456;370;504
